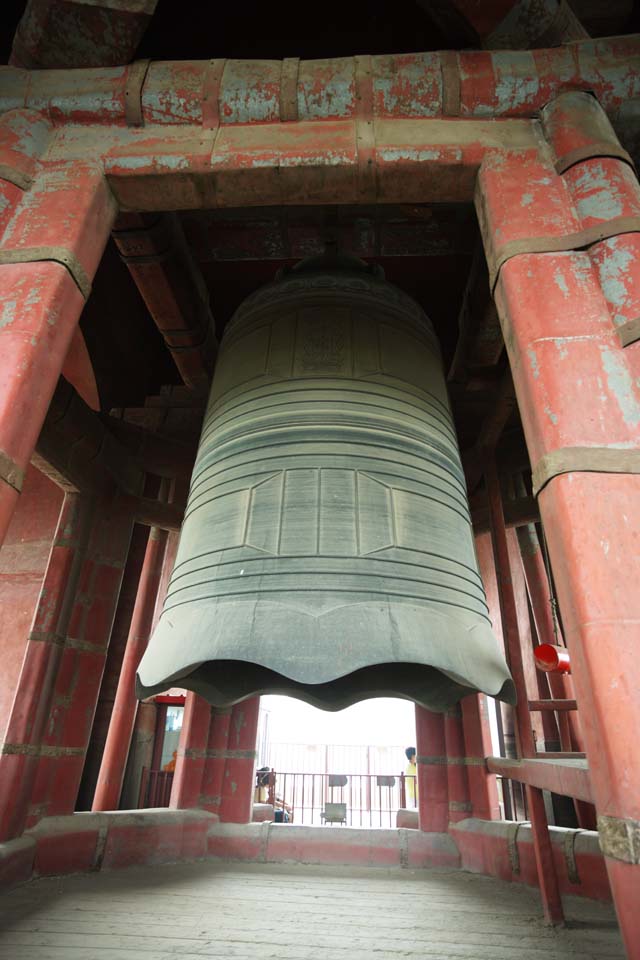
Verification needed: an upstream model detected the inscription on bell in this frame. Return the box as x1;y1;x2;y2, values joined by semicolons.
297;309;349;374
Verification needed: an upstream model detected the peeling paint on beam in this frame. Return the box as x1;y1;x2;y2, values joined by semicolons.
1;36;638;127
38;118;538;210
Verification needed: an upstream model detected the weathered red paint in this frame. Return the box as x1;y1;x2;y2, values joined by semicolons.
11;0;157;70
461;694;501;821
0;467;63;735
415;706;448;832
0;492;87;841
219;698;260;825
3;39;636;127
443;708;472;824
487;755;593;804
478;95;640;947
169;692;211;810
27;495;133;825
0;109;50;236
81;524;151;810
0;163;116;549
486;461;565;925
199;708;232;816
450;819;612;903
92;526;167;812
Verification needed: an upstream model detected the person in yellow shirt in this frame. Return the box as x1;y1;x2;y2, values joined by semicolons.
404;746;418;807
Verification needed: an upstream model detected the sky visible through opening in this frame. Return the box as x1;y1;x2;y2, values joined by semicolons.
260;695;416;748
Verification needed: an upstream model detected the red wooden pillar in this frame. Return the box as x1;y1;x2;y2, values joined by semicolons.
478;92;640;947
92;526;168;811
486;462;565;925
169;693;211;809
199;708;232;816
507;528;550;751
474;531;520;818
444;707;472;823
461;694;500;820
219;697;260;824
0;159;115;548
415;706;448;832
0;492;91;840
27;493;134;823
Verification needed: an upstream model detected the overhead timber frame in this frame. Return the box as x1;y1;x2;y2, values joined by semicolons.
0;37;639;954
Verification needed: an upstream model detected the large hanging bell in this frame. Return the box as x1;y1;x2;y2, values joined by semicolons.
137;255;515;711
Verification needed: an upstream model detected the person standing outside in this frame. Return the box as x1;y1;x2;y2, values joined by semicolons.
404;746;418;807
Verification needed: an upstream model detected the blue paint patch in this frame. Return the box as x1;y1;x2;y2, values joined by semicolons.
553;268;570;298
527;347;540;379
600;345;640;427
0;300;17;329
573;164;624;221
595;238;634;326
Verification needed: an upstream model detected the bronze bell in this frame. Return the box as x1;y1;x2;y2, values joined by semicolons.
137;255;515;711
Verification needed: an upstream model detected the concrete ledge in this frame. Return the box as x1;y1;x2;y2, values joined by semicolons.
396;808;419;829
0;810;611;903
0;836;35;891
252;803;275;823
207;822;460;869
450;818;611;902
0;809;218;891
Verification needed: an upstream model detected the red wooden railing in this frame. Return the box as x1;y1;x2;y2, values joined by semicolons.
138;768;174;808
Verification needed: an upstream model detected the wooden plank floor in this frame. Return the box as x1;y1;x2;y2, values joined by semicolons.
0;862;624;959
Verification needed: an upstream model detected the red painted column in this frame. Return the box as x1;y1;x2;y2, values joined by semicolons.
27;493;134;824
0;160;116;548
0;466;63;732
507;528;549;751
486;461;565;925
169;693;211;809
199;708;232;816
444;707;472;824
415;706;448;832
475;530;517;772
92;526;168;811
478;96;640;947
219;697;260;824
77;524;150;810
0;492;91;840
461;694;500;820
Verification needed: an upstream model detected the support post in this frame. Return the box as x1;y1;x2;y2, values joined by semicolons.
199;708;232;816
0;160;116;548
92;525;167;811
169;693;211;809
475;531;518;817
461;695;500;820
26;492;134;823
486;461;565;925
0;493;91;840
415;706;448;832
444;706;472;824
478;94;640;947
218;697;260;824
